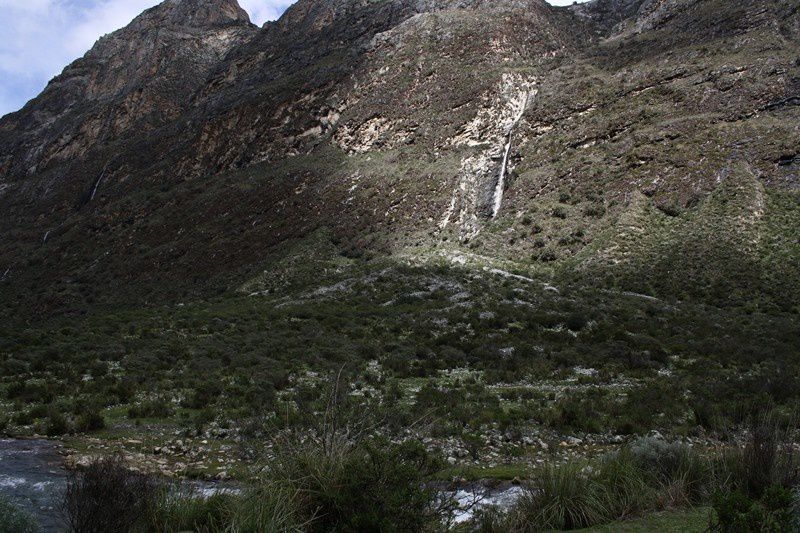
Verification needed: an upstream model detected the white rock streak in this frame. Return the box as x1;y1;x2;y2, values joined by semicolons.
441;73;536;240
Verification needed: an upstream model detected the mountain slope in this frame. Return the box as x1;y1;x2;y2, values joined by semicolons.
0;0;798;318
1;0;800;495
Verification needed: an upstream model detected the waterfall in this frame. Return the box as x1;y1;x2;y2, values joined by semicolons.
90;173;104;202
441;74;537;240
491;91;530;218
492;133;514;218
89;160;112;202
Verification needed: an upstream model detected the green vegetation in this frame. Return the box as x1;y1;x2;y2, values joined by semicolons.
578;507;711;532
473;415;799;532
0;0;797;531
1;256;799;481
63;408;446;532
0;496;37;533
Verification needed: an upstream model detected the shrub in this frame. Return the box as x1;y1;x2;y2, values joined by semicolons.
62;455;160;533
509;463;610;530
148;487;237;533
543;396;603;433
269;438;440;532
473;505;512;532
227;484;305;533
628;436;709;503
713;486;794;532
597;452;654;518
584;204;606;217
45;407;71;436
75;408;106;433
629;437;690;478
127;398;174;419
0;496;37;533
540;250;558;262
715;411;800;499
243;374;446;531
656;200;682;217
792;486;800;532
183;381;223;410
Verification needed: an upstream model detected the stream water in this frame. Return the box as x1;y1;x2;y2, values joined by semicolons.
0;439;241;532
0;439;67;532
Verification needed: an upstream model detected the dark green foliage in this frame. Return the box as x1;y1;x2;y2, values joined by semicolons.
487;437;720;531
45;407;71;436
62;456;160;533
127;398;174;419
0;496;38;533
713;486;794;533
514;462;611;530
583;204;606;218
596;452;654;518
75;408;106;433
183;381;223;410
148;490;237;533
542;395;604;433
287;440;438;532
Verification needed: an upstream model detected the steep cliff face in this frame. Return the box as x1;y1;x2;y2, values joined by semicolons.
0;0;255;179
0;0;798;317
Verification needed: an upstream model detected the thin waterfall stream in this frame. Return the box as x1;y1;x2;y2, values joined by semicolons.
491;91;531;218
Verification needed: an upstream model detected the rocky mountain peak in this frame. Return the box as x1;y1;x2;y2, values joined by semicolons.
132;0;252;29
0;0;257;179
570;0;648;31
274;0;552;34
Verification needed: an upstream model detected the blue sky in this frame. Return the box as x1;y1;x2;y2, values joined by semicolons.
0;0;583;118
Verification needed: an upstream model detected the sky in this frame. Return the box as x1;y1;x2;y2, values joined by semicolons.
0;0;585;118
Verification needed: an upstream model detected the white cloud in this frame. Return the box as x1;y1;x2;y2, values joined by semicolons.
241;0;294;25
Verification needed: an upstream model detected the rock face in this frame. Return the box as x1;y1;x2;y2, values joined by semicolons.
0;0;798;315
0;0;255;179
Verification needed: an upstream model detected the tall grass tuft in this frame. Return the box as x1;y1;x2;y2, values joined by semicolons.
511;462;611;531
148;487;236;533
712;410;800;499
597;451;654;517
226;483;307;533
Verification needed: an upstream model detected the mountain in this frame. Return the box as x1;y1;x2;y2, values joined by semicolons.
0;0;798;317
2;1;800;515
0;0;255;179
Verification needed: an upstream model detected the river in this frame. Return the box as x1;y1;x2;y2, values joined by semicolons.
0;439;67;532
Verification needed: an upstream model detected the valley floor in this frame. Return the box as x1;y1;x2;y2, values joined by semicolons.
1;255;799;530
